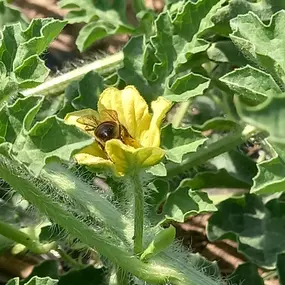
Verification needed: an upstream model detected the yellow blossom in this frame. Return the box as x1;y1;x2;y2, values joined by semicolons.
64;86;172;175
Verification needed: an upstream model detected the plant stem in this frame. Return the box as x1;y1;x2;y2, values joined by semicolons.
22;52;124;97
57;247;85;269
132;0;146;13
172;100;192;128
116;266;129;285
167;126;260;177
0;153;220;284
0;220;56;254
131;172;144;255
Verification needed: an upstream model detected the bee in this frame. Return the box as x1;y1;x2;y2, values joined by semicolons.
77;109;139;150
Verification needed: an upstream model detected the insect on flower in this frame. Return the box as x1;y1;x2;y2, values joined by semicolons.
76;109;140;150
64;86;172;175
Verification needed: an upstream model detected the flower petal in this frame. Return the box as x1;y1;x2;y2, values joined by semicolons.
64;111;107;159
105;139;165;175
140;97;172;147
77;142;107;159
74;152;114;171
64;109;98;136
98;86;151;141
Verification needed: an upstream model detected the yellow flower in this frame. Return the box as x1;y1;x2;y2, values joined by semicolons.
64;86;172;176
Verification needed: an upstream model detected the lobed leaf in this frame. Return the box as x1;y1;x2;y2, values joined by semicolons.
207;193;285;268
58;0;134;51
251;141;285;195
0;95;93;175
146;179;217;224
220;65;282;105
163;187;217;223
229;10;285;87
0;18;66;103
212;0;285;36
7;277;58;285
119;0;227;102
237;94;285;144
0;0;27;30
161;124;207;163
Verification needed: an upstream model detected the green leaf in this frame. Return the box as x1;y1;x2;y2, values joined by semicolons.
26;277;58;285
194;117;238;132
0;95;94;175
119;0;227;101
146;162;167;177
161;124;207;163
57;71;104;118
58;266;105;285
140;225;176;261
145;179;170;224
180;168;251;190
7;278;20;285
212;0;285;36
207;40;248;66
163;187;217;223
228;263;264;285
207;193;285;268
209;148;257;186
8;277;58;285
229;11;285;87
237;94;285;144
251;141;285;195
0;18;66;103
59;0;134;51
72;71;104;110
0;0;27;30
220;65;282;105
277;253;285;284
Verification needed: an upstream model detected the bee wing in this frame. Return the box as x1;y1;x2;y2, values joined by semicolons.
100;109;119;123
76;115;100;128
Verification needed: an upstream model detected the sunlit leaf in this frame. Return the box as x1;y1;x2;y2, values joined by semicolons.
59;0;134;51
0;18;66;103
7;277;58;285
220;65;282;105
161;124;207;163
163;187;217;223
0;0;27;30
119;0;227;101
0;96;93;175
230;10;285;86
212;0;285;36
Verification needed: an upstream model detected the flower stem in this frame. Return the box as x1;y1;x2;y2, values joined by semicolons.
0;220;56;254
57;247;85;269
130;172;144;255
22;52;124;97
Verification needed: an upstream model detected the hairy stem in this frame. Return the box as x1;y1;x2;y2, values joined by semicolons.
57;247;85;269
0;220;56;254
22;52;124;97
0;154;220;284
130;172;144;255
